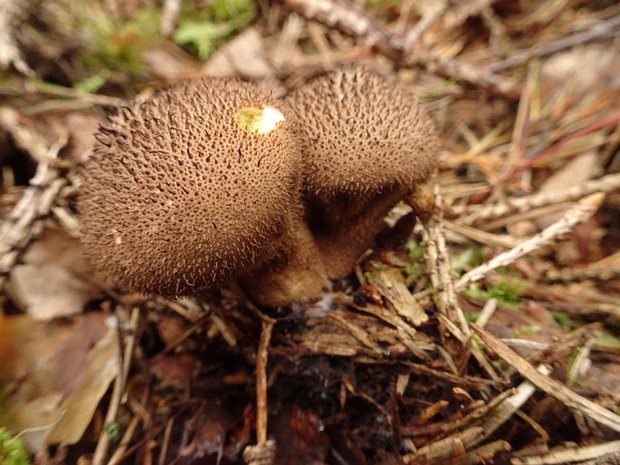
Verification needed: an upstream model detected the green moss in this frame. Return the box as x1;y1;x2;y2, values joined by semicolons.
174;0;255;60
549;310;574;330
0;428;30;465
464;279;525;309
510;324;541;338
402;263;422;278
451;246;483;276
368;261;390;270
405;239;425;261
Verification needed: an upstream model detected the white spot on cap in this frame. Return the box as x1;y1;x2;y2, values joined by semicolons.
234;106;285;134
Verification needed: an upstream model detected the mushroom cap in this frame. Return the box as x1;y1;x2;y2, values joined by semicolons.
285;65;439;198
78;78;301;296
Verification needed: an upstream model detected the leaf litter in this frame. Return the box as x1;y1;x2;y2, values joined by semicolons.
1;0;620;464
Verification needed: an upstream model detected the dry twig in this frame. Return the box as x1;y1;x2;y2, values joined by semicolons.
92;307;140;465
455;173;620;225
489;13;620;73
279;0;521;97
0;108;69;285
454;193;605;292
472;324;620;433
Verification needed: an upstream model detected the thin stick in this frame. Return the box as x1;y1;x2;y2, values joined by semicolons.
471;324;620;433
455;172;620;225
256;314;275;446
489;13;620;73
455;193;604;292
93;307;140;465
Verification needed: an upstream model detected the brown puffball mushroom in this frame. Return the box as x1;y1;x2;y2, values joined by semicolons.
78;78;326;305
285;65;439;279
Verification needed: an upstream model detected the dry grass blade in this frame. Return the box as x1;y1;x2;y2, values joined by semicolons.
444;221;521;248
477;370;548;445
455;172;620;225
489;13;620;73
471;324;620;433
454;193;605;292
509;440;620;465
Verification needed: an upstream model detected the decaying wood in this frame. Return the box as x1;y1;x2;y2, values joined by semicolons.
365;267;428;326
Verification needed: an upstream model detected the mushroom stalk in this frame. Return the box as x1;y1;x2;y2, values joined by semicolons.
239;208;327;307
308;188;406;278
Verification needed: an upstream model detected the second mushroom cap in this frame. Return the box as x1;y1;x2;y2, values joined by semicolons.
285;65;440;278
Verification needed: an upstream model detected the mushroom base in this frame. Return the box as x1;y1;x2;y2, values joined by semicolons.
239;214;327;307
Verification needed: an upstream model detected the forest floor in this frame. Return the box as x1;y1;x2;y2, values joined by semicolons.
0;1;619;464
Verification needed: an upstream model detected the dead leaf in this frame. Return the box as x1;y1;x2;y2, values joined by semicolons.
1;312;116;451
202;27;272;79
45;321;119;446
536;151;602;229
10;227;105;320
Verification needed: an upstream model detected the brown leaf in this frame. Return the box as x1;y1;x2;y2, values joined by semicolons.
202;27;272;79
10;227;104;320
1;312;116;451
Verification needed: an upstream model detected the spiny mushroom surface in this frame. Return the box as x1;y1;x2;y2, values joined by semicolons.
285;65;439;278
79;78;326;300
